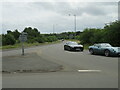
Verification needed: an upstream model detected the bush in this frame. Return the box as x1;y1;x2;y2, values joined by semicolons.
27;39;36;43
45;36;58;42
78;20;120;46
2;34;16;46
35;35;45;43
104;21;120;46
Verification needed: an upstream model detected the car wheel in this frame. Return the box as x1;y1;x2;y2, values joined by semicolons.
104;50;110;57
67;46;71;51
89;49;94;54
80;48;83;51
64;46;66;50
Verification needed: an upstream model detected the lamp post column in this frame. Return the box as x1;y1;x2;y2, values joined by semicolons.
74;14;76;36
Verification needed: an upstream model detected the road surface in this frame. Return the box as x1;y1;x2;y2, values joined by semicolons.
2;42;118;88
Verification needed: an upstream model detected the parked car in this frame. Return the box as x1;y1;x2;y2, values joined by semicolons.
89;43;120;57
61;39;64;41
64;41;84;51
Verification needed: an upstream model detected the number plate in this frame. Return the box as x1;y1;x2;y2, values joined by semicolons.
76;48;80;50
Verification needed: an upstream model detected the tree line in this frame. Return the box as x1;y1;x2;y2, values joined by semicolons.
2;20;120;47
77;20;120;46
2;27;59;46
2;26;81;46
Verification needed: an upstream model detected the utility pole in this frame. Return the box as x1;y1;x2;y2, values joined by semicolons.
22;41;24;55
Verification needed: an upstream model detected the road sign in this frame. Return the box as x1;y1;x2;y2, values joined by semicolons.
19;32;27;55
19;33;27;42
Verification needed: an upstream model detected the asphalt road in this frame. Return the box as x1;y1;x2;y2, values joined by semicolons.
2;42;118;88
3;53;63;73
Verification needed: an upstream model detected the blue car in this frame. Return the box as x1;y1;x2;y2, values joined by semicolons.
89;43;120;57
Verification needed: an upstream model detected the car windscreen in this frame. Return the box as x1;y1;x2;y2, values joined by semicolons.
68;42;78;45
101;44;112;47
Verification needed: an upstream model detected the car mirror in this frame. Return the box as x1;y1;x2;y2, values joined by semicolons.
97;46;101;48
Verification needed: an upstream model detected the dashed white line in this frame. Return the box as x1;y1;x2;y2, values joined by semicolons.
78;70;101;72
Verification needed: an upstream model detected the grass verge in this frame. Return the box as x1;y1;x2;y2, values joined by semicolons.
1;41;61;50
83;44;90;50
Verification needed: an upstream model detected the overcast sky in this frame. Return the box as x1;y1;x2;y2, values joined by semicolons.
0;1;119;34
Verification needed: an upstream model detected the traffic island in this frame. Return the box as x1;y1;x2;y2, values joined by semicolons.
2;53;63;73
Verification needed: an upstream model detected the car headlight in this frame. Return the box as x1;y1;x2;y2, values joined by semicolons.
111;48;116;52
80;45;83;47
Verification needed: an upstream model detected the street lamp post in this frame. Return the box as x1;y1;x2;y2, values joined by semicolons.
74;14;76;36
69;14;77;37
53;24;55;34
53;24;58;34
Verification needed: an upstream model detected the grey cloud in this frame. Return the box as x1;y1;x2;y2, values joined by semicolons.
31;2;117;16
1;2;118;34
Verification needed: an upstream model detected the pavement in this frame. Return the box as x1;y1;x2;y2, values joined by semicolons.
2;41;118;88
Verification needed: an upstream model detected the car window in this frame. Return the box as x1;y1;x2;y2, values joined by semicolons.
66;43;69;45
94;44;99;47
93;44;101;47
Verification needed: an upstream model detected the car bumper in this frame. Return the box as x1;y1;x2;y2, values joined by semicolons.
71;47;84;51
116;52;120;56
110;52;120;56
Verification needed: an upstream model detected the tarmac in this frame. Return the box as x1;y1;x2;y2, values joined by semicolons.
2;52;63;73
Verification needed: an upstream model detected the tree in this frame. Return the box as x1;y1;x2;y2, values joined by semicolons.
23;27;40;43
78;20;120;46
79;28;95;44
35;35;45;43
45;36;58;42
2;34;16;45
7;30;12;34
103;20;120;46
12;29;20;40
6;29;20;40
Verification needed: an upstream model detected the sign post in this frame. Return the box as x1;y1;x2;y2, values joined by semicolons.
19;32;27;55
22;42;24;55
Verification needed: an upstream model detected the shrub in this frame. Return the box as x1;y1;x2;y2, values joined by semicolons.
2;34;16;46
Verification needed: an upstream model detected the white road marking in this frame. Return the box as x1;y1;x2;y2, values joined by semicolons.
78;70;101;72
66;51;83;54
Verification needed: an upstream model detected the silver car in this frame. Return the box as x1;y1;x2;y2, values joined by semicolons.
89;43;120;57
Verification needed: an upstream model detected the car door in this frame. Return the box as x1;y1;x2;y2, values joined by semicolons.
65;42;70;50
93;44;102;54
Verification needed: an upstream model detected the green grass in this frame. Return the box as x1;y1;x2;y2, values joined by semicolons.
1;44;21;49
83;44;90;50
1;41;61;50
